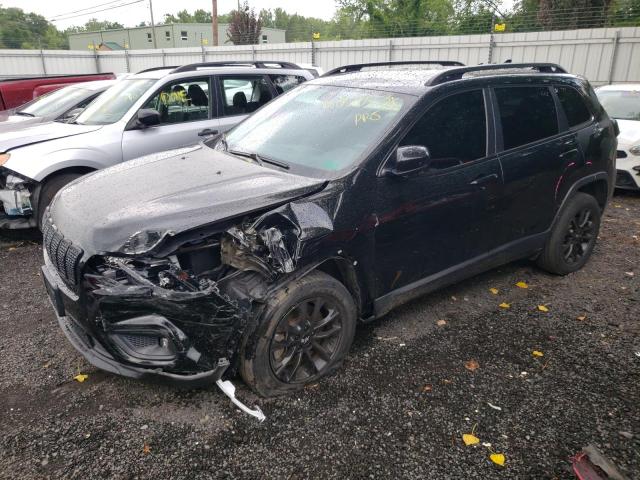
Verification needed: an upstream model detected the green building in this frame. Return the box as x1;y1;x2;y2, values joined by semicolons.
68;23;286;51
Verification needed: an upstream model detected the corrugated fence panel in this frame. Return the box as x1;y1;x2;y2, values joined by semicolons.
1;28;639;84
95;51;128;74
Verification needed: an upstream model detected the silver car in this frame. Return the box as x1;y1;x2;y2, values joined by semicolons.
0;80;117;134
0;62;314;229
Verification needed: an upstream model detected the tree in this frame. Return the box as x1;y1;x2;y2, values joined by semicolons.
0;6;67;49
226;1;262;45
163;9;213;24
65;19;125;34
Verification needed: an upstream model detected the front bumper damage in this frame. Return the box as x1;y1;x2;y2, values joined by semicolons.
0;170;36;229
42;198;337;418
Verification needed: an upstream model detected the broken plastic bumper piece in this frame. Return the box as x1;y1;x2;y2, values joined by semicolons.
216;379;266;422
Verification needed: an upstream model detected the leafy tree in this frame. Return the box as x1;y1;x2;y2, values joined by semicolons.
226;1;262;45
0;6;67;49
163;9;213;24
65;19;125;34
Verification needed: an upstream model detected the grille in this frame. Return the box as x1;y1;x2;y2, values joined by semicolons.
122;334;158;349
43;220;83;286
616;169;636;188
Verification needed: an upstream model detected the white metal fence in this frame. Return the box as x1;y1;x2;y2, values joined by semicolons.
1;26;639;85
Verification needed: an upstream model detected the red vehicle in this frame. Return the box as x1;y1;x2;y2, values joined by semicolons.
0;73;115;111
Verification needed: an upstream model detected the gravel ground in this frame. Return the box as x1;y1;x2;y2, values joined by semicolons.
0;193;639;480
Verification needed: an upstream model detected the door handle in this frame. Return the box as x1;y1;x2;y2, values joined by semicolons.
198;128;219;137
469;173;499;187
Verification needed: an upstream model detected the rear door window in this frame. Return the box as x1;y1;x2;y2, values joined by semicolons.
554;85;592;127
400;89;487;170
269;74;307;94
219;75;273;116
495;86;558;150
143;77;211;124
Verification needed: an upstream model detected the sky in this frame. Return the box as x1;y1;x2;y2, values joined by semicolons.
6;0;339;29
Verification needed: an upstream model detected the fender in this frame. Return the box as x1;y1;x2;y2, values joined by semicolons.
550;171;609;231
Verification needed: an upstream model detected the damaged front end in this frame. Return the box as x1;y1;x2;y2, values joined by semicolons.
0;167;36;229
43;198;336;385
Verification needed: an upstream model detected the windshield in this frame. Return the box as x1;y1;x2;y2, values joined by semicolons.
597;89;640;121
220;85;412;176
75;79;155;125
17;86;92;118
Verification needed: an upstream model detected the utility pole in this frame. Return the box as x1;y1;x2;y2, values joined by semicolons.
212;0;219;46
149;0;157;48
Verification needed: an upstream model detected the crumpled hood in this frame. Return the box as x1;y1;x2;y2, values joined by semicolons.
0;121;102;152
50;145;326;254
616;119;640;148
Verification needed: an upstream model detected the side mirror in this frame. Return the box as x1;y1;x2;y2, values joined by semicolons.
136;108;161;128
388;145;431;176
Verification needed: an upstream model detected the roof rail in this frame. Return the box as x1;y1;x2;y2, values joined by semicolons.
136;66;180;74
324;61;465;76
425;63;567;86
171;61;301;73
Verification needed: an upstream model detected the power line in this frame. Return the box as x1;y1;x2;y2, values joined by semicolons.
49;0;145;22
49;0;132;20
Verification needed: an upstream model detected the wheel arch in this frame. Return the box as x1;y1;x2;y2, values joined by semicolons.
552;172;609;230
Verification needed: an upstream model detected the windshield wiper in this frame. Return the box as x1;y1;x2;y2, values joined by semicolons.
15;111;35;117
228;149;264;166
228;149;290;170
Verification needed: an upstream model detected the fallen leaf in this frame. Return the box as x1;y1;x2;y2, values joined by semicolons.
462;433;480;445
443;379;453;384
490;453;506;466
8;247;16;251
499;302;511;309
142;444;151;455
515;281;528;289
464;360;479;372
625;271;635;277
436;319;447;326
532;350;544;357
576;315;587;321
537;305;549;312
73;374;88;383
490;288;499;295
421;384;433;393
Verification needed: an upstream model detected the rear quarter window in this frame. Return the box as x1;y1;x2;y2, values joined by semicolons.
555;85;592;127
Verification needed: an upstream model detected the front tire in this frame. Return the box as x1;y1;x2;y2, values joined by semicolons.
537;192;601;275
239;271;357;397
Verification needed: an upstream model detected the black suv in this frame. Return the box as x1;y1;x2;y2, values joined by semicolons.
42;61;617;398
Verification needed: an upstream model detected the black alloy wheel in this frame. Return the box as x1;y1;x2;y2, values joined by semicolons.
562;207;597;264
269;296;344;384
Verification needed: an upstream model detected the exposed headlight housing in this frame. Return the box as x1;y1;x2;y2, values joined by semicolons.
0;153;9;167
119;229;174;255
629;145;640;156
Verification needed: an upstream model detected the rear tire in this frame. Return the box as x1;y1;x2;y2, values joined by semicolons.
537;192;601;275
37;173;83;230
239;271;357;397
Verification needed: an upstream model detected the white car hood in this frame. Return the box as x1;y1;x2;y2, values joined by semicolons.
616;119;640;148
0;122;102;153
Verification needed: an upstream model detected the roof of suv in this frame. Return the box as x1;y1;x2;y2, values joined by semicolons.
313;62;574;96
129;62;316;81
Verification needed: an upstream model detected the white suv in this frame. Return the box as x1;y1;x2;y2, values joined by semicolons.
0;61;314;229
596;84;640;191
